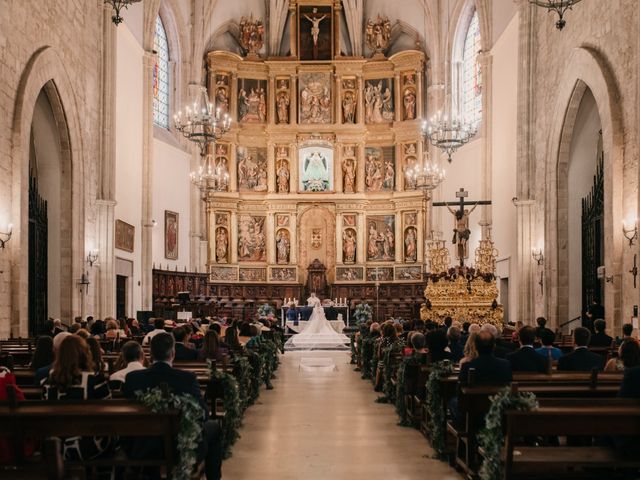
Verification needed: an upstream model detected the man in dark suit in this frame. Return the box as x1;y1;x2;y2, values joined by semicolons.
459;330;513;386
506;326;548;373
558;327;605;372
173;326;198;361
123;333;222;480
535;317;554;341
479;323;516;359
589;319;614;348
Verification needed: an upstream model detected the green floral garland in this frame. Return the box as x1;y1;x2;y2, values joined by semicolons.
477;387;538;480
209;364;243;458
258;339;278;389
353;303;373;324
232;355;252;412
377;341;403;403
350;334;357;364
425;360;454;458
360;337;375;380
246;350;263;402
135;385;203;480
370;339;381;381
395;352;423;426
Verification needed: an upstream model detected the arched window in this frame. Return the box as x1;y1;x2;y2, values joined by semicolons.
461;11;482;127
153;15;170;129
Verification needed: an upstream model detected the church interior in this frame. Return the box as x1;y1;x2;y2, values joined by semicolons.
1;0;640;479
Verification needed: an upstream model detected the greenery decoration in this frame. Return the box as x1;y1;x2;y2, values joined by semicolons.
259;339;277;389
257;303;275;318
232;355;252;412
246;350;263;403
395;352;423;426
360;337;375;380
350;334;357;364
208;363;243;459
477;387;538;480
135;385;203;480
378;341;403;403
425;360;455;458
353;303;373;324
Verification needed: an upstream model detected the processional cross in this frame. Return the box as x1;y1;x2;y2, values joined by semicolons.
432;188;491;267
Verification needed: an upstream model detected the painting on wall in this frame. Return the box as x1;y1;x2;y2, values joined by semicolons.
365;146;395;192
209;266;238;282
299;72;332;124
270;267;297;282
164;211;179;260
366;267;393;282
336;266;364;282
115;219;134;253
237;146;268;192
343;214;357;227
298;145;333;192
237;215;267;262
364;78;394;124
276;214;290;227
239;267;267;282
366;214;395;261
237;78;267;123
395;266;422;281
298;5;333;61
404;211;417;226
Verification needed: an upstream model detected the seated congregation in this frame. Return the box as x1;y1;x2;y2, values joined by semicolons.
353;316;640;479
0;314;283;479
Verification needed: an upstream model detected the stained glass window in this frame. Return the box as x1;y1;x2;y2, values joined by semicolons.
153;16;170;129
461;11;482;127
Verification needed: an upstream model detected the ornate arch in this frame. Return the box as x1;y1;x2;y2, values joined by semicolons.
544;47;624;329
10;46;86;335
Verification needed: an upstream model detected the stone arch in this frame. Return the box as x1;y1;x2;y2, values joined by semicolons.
11;46;86;335
544;47;624;329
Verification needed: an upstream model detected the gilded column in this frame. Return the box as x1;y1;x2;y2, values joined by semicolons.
230;72;238;121
230;212;239;264
394;143;402;192
333;0;342;58
356;211;366;264
290;212;298;264
356;75;365;125
334;73;342;124
267;142;276;193
289;3;298;58
268;75;276;125
356;142;366;193
290;142;299;193
394;73;402;122
290;74;298;126
416;67;424;119
335;142;343;193
336;213;343;263
229;142;238;192
267;212;276;264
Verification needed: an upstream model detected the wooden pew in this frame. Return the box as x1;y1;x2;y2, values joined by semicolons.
0;399;181;479
500;400;640;479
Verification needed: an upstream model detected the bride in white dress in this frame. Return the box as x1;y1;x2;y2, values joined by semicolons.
284;293;350;351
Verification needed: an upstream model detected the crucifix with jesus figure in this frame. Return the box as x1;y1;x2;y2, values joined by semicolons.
432;188;491;266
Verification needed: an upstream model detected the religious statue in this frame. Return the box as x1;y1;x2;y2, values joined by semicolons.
365;80;394;124
404;227;417;262
342;91;356;124
365;152;383;192
300;73;332;124
403;88;416;120
365;16;391;56
276;229;290;264
276;90;290;124
445;202;479;263
382;159;395;190
215;227;228;263
342;158;356;193
216;87;229;116
238;83;267;123
367;222;380;259
239;15;264;58
304;8;328;60
343;229;357;263
276;159;290;193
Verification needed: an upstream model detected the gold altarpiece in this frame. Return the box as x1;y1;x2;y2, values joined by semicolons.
204;42;428;288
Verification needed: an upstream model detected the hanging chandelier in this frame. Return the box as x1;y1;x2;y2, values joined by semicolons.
174;87;232;157
407;156;446;199
189;154;229;198
529;0;583;30
422;114;477;163
104;0;142;26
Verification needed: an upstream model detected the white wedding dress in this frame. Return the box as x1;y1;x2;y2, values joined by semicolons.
284;296;350;351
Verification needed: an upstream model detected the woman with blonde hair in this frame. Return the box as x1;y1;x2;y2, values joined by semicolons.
460;324;481;366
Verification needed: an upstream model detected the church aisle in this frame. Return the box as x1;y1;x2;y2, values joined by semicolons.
223;351;461;480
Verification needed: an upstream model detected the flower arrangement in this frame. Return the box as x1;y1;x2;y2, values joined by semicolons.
427;266;495;283
477;387;538;480
257;303;275;318
353;303;373;324
135;386;203;480
425;360;454;458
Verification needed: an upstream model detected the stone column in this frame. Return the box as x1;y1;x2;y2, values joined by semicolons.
290;74;298;126
267;213;276;264
267;143;276;193
333;0;342;58
416;68;424;119
289;3;298;58
230;212;239;264
515;200;536;325
141;50;157;310
335;143;343;193
336;213;343;263
356;75;365;125
356;212;366;264
478;51;493;239
394;73;402;122
290;212;298;264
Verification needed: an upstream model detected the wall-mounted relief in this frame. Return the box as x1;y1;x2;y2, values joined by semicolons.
275;214;290;228
299;71;332;124
216;212;229;226
239;15;264;58
275;78;290;125
164;210;179;260
342;227;357;264
404;211;417;226
366;214;395;261
237;78;267;123
237;146;268;192
402;143;418;191
395;266;422;281
366;266;393;282
365;146;394;192
402;72;417;121
276;228;291;264
364;78;394;124
237;215;267;262
239;267;267;282
311;228;322;249
299;145;333;192
215;227;229;264
209;266;238;282
336;266;364;282
270;267;297;282
214;143;230;191
404;226;418;263
342;145;357;193
214;73;230;116
342;213;357;227
341;78;357;124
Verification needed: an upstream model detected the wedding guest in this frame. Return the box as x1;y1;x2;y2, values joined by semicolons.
30;336;54;371
410;332;427;354
617;323;635;346
105;319;125;340
590;319;614;348
90;319;106;339
86;337;106;374
447;326;464;363
507;326;547;373
459;331;512;386
76;329;91;340
426;329;451;363
535;328;563;361
127;318;142;336
35;332;72;385
558;327;605;371
511;321;524;343
42;335;112;460
142;318;167;346
459;331;479;366
110;341;146;383
173;326;198;361
605;339;640;372
535;317;553;340
224;324;242;350
199;330;228;362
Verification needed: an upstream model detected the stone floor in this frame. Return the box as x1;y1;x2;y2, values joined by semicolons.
223;351;461;480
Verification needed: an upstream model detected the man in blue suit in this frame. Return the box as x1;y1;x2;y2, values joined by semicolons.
124;333;222;480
